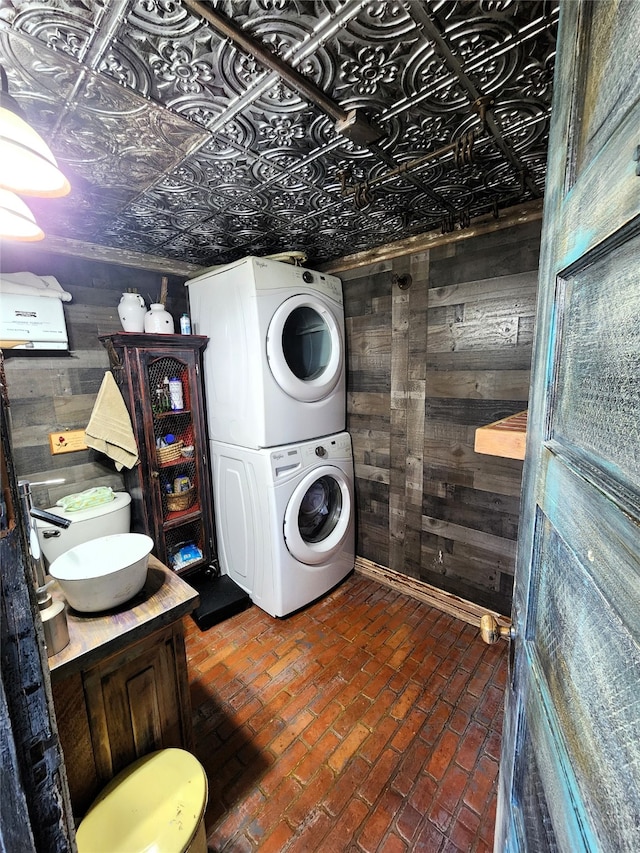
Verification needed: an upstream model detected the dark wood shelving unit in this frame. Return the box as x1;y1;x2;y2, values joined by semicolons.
100;332;216;574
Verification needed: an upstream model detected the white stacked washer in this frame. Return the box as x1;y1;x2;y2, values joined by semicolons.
188;257;354;616
187;255;345;449
210;432;355;618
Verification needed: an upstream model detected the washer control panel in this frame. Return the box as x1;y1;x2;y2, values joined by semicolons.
271;433;351;479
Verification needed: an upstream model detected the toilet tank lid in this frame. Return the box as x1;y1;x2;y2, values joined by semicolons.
37;491;131;525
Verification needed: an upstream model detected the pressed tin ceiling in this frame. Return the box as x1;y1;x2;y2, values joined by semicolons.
0;0;558;269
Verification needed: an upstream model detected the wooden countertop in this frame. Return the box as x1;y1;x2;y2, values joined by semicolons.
48;555;199;683
474;410;528;460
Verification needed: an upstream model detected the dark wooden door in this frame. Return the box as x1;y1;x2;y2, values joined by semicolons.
495;2;640;850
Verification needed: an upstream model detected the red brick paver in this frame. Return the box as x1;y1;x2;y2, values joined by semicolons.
185;572;506;852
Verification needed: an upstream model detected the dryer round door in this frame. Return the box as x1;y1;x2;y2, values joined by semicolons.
283;465;353;565
266;294;343;402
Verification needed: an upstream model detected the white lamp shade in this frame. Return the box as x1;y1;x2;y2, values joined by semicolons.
0;188;45;241
0;105;70;198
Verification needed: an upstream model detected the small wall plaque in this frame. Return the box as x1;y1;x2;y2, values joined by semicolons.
49;430;88;455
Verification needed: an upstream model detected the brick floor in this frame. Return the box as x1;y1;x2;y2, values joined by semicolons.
184;572;506;853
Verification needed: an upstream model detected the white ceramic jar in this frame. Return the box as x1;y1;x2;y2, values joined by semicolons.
144;303;174;334
118;292;146;332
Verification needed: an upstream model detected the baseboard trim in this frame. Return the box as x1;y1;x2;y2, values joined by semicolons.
354;556;511;629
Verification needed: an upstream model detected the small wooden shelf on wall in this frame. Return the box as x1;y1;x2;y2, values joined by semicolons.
474;410;528;460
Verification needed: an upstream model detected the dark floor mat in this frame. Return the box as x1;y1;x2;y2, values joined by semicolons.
188;572;251;630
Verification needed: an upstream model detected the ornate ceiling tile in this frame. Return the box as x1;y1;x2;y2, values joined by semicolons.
107;15;225;104
0;0;106;59
149;230;236;265
250;147;329;193
223;192;274;218
56;92;205;190
345;1;422;43
265;189;326;217
184;216;240;239
122;189;220;225
174;153;263;197
0;28;79;112
220;19;333;110
0;0;559;268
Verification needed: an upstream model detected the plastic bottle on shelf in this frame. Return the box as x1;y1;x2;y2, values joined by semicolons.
153;384;167;413
180;313;191;335
162;376;171;411
169;377;184;410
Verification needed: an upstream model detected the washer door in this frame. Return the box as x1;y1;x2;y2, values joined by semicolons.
283;465;353;565
266;294;343;402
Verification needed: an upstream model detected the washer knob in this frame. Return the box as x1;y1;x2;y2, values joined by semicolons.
302;270;313;283
315;445;327;457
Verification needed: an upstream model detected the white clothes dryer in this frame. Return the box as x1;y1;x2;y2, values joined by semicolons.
187;256;345;448
210;431;355;618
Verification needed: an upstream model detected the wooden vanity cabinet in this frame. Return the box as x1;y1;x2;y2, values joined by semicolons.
49;558;199;820
100;333;216;575
52;622;192;817
83;622;191;776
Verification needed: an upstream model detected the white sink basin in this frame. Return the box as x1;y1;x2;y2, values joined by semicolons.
49;533;154;613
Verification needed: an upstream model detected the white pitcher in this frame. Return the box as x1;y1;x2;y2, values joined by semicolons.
118;292;146;332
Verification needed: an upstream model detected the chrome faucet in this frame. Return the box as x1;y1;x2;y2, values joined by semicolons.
18;480;70;606
18;479;72;656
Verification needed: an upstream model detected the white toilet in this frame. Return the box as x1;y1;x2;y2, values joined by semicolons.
35;492;132;567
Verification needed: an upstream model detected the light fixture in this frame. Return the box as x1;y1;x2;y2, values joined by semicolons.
0;65;70;198
0;189;45;241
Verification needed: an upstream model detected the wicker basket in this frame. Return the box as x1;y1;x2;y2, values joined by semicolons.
166;486;196;512
157;441;183;464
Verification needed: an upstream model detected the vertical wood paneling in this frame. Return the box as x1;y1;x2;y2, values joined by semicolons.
389;256;410;570
345;221;540;615
405;253;429;575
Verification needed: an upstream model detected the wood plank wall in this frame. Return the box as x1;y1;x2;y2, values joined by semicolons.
1;247;186;510
342;220;541;615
